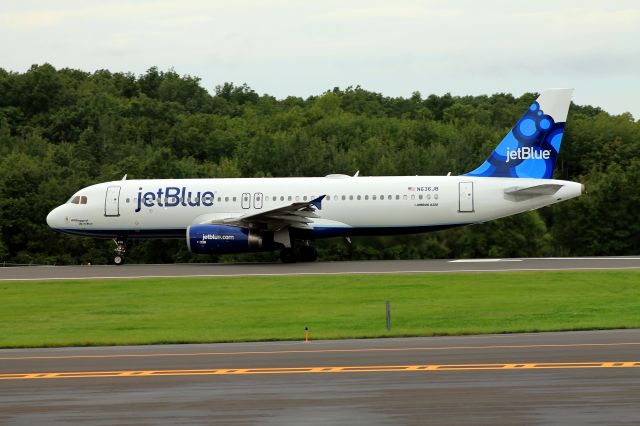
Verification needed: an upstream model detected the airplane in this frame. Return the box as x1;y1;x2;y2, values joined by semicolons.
46;88;583;264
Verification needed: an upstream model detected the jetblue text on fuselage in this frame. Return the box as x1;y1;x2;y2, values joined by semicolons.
505;146;551;163
135;187;215;212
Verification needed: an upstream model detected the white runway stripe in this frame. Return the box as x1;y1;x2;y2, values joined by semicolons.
449;259;523;263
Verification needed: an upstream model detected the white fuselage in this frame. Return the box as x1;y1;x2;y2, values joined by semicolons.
46;175;583;239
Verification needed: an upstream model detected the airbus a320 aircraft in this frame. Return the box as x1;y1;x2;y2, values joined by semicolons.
47;89;583;264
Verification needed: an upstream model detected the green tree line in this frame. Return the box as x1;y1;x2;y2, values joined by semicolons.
0;64;638;264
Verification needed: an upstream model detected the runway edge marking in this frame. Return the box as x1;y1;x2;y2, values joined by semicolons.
2;266;640;281
3;342;640;361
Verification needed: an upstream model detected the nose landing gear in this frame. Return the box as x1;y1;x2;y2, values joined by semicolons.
113;238;127;265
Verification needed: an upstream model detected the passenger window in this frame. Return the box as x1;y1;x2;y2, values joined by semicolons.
341;195;346;200
218;197;222;202
380;195;385;200
303;196;307;201
357;195;361;200
225;197;229;202
419;194;423;200
365;195;369;200
349;195;353;200
396;195;400;200
327;196;331;201
411;195;415;200
273;196;277;201
403;195;408;200
233;197;237;202
434;194;439;200
373;195;377;200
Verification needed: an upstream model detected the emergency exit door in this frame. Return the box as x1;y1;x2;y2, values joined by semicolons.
459;181;474;212
241;193;251;209
104;186;121;216
254;192;263;209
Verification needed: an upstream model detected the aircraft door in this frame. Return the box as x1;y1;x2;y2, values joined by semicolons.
241;193;251;209
105;186;121;216
458;181;474;212
254;192;263;209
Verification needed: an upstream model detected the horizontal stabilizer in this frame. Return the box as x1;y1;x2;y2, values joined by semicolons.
504;184;563;196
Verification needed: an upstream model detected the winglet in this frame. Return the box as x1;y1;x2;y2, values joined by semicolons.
310;195;326;210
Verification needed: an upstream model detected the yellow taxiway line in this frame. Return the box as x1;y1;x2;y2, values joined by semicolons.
2;361;639;381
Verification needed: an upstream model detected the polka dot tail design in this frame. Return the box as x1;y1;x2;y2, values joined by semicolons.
465;101;566;179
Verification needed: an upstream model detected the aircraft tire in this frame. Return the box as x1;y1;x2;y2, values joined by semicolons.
299;246;317;262
280;248;297;263
113;255;125;265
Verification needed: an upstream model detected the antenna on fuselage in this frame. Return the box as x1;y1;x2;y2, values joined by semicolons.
122;174;127;181
353;170;359;177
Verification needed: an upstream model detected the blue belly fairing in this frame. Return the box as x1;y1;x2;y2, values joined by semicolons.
54;223;468;240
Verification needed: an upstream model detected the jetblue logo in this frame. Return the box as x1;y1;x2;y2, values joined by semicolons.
135;187;215;213
202;234;235;241
505;147;551;163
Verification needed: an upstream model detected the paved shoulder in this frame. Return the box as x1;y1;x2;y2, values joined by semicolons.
1;257;640;280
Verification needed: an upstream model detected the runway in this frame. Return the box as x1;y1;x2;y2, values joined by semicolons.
1;256;640;280
1;330;639;424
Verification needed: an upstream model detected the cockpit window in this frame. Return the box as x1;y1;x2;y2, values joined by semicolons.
68;195;87;204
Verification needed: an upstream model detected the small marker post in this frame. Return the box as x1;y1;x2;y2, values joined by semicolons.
305;326;309;343
385;301;391;331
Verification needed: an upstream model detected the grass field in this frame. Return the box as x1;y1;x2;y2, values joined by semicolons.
1;270;639;348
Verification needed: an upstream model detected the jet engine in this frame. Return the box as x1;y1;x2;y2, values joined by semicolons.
186;224;271;254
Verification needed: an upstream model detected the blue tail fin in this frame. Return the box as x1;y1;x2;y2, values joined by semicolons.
465;88;573;179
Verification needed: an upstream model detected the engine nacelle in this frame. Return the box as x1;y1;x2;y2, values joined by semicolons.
187;224;265;254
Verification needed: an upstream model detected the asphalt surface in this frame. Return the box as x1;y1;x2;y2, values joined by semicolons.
1;256;640;280
1;330;640;425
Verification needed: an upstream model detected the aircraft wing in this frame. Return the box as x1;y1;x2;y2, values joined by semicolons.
199;195;326;230
504;184;563;196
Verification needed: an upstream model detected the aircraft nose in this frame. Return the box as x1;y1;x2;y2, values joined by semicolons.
46;206;64;229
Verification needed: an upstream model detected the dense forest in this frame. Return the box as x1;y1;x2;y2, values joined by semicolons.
0;64;638;264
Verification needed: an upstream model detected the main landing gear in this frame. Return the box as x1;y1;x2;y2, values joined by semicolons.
113;238;127;265
280;244;317;263
299;245;318;262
